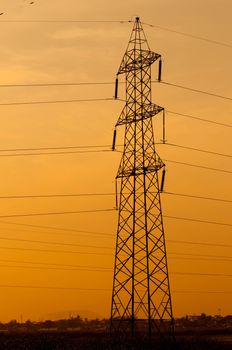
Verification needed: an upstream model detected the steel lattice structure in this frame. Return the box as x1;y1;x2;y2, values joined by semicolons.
110;17;174;338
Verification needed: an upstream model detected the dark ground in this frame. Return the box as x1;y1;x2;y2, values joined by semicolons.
0;332;231;350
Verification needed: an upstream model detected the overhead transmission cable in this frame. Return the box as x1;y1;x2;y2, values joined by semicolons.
168;239;232;248
0;142;231;158
160;143;232;158
0;97;114;106
0;191;230;204
141;21;232;49
0;284;230;295
0;80;231;102
160;81;232;101
0;225;232;247
0;264;110;273
163;159;232;174
169;252;232;260
163;191;232;204
0;219;231;250
0;258;112;269
1;264;232;277
0;150;231;174
0;144;112;152
0;20;131;23
170;256;232;263
0;149;113;157
0;226;110;240
0;238;232;257
164;215;232;227
0;208;231;226
0;220;112;236
0;245;112;256
166;110;232;128
0;18;231;49
0;236;113;249
0;252;232;270
0;192;115;199
0;208;115;219
0;242;231;257
0;82;116;88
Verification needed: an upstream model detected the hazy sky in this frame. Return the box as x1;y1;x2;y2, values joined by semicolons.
0;0;231;322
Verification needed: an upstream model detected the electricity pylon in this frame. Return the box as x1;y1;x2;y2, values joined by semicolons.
110;17;174;339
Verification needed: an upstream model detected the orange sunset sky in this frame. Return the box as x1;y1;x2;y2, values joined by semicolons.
0;0;231;322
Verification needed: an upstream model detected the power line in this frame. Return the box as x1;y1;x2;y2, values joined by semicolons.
0;150;231;168
171;256;232;263
0;220;112;237
0;20;130;23
0;147;231;175
164;215;232;227
0;191;230;204
0;258;232;270
0;258;111;269
0;226;113;241
0;283;230;294
0;259;232;278
170;254;232;263
168;239;232;248
142;22;232;49
0;17;231;49
164;159;232;174
1;241;232;263
0;208;114;219
1;246;232;258
0;245;112;256
0;82;115;88
0;252;231;271
162;143;232;158
172;271;232;277
0;209;231;227
0;284;110;291
0;80;231;105
0;144;112;152
0;97;114;106
0;264;110;273
163;191;232;203
0;142;230;158
2;263;232;277
0;218;231;248
0;283;230;296
173;291;232;294
161;81;232;101
0;214;231;248
0;217;232;241
0;192;115;200
170;252;232;260
0;236;113;249
166;110;232;128
0;236;232;257
0;216;231;245
47;268;232;278
0;149;112;157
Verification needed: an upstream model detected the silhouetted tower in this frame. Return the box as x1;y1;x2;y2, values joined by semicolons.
111;17;174;338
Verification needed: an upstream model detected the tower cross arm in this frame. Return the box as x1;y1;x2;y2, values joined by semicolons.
117;50;161;75
116;104;164;127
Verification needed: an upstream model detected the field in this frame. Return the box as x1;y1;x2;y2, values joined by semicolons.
0;331;231;350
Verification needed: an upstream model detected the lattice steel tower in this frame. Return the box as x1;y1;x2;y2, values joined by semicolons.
110;17;174;338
